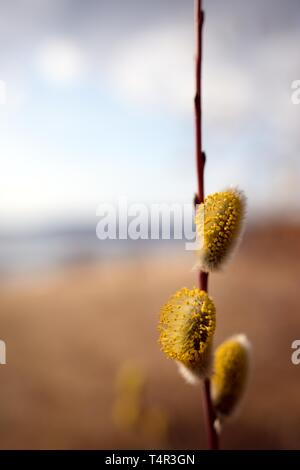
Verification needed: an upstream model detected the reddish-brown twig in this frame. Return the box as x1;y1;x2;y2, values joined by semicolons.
194;0;219;451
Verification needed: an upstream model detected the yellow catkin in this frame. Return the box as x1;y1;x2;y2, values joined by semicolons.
195;188;246;272
158;288;216;378
212;334;250;417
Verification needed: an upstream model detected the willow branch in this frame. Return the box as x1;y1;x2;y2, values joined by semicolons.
194;0;219;451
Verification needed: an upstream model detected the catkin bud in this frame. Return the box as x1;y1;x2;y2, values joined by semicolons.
195;188;246;272
158;287;216;381
212;334;251;418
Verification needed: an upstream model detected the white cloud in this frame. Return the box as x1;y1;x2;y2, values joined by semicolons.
107;15;300;140
107;22;256;128
108;25;194;114
203;62;255;128
36;38;85;85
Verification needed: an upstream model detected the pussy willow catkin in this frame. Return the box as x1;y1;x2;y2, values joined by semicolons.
195;188;246;272
211;334;251;418
159;288;216;380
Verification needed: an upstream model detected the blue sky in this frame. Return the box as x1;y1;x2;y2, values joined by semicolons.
0;0;299;230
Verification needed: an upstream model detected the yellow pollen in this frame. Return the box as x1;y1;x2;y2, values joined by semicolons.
158;288;216;369
195;189;246;272
212;335;250;417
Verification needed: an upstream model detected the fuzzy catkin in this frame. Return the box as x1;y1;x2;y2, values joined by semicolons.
212;334;250;417
159;287;216;379
195;188;246;272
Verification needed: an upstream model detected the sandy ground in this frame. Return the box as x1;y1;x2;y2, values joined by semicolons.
0;223;299;449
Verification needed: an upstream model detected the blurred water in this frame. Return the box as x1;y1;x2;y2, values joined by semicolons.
0;225;187;278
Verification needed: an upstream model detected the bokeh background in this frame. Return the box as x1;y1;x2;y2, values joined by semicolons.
0;0;299;449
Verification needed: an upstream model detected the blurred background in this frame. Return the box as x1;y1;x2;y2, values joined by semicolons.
0;0;300;449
